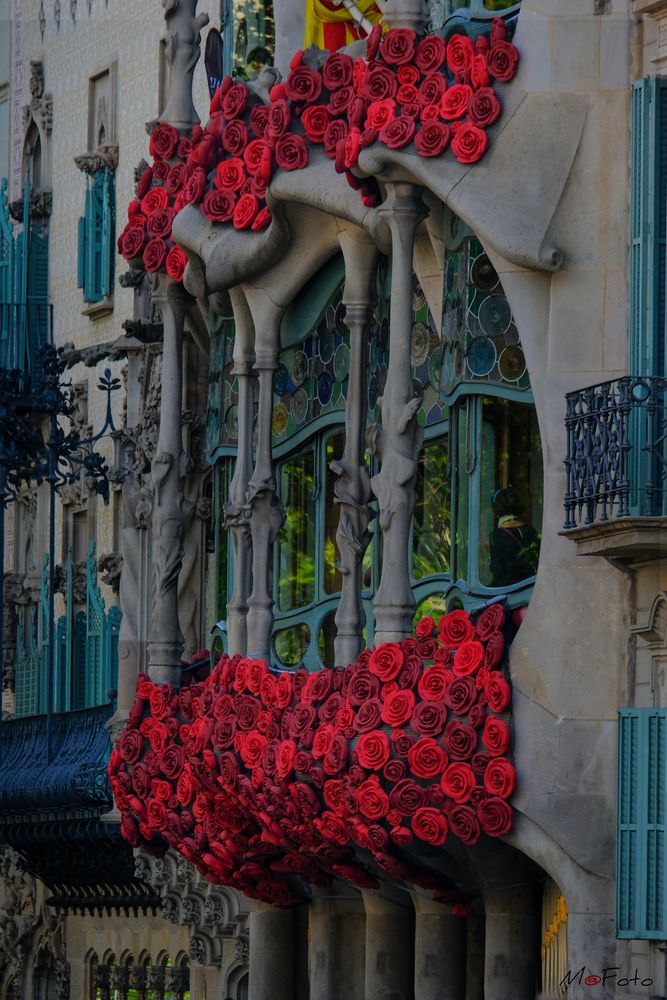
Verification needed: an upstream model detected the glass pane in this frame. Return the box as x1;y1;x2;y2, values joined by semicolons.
324;433;345;595
231;0;275;79
317;610;337;667
413;593;448;629
277;449;316;611
215;462;230;619
479;398;542;588
413;436;451;580
454;406;470;580
274;623;311;667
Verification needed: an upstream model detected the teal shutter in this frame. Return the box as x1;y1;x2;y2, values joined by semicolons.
26;221;49;385
100;169;114;298
72;611;88;709
77;216;87;290
618;708;667;938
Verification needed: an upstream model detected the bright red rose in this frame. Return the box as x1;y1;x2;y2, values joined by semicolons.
222;119;249;155
120;225;146;261
149;122;179;159
482;717;510;756
416;616;435;638
471;53;491;89
484;631;505;669
183;167;207;205
448;804;481;845
365;98;396;132
140;187;169;216
421;104;441;124
369;643;404;682
143;238;167;273
477;795;513;836
487;41;520;83
201;188;236;223
275;133;308;171
410;699;446;738
251;207;272;231
379;115;415;149
221;83;248;119
388;777;424;816
301;105;331;143
240;732;267;769
363;62;398;102
312;723;335;760
483;757;515;798
323;51;353;90
397;84;419;106
414;121;451;157
275;672;294;709
366;22;382;61
398;64;420;86
285;66;322;104
233;193;259;230
166;245;188;282
468;87;502;128
408;737;447;779
381;689;416;727
355;776;389;819
146;207;175;239
415;34;447;74
453;640;484;676
441;84;473;121
447;33;474;74
215;157;246;192
439;610;475;647
418;665;452;702
146;797;168;830
451;122;488;164
380;27;416;66
441;761;476;803
442;720;477;760
412;806;448;846
356;729;390;770
485;673;511;713
315;810;349;846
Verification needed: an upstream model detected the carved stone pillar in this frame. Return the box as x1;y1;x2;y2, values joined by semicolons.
248;902;295;1000
109;965;129;1000
309;887;365;1000
93;965;111;1000
159;0;209;130
147;276;191;685
333;233;377;667
371;183;427;643
412;895;466;1000
128;966;147;1000
224;289;256;656
362;890;415;1000
483;885;540;1000
146;965;166;1000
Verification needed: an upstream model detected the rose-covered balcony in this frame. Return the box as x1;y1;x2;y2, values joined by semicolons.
562;376;667;564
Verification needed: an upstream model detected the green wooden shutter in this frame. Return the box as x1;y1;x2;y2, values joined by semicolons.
618;708;667;938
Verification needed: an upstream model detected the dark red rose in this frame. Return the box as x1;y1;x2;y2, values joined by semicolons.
366;23;382;61
440;761;475;803
415;34;447;74
212;717;236;749
439;610;475;647
355;776;389;820
327;85;353;117
323;51;353;90
315;810;349;845
468;87;501;128
412;806;448;846
301;105;331;143
417;638;437;660
483;757;515;798
392;728;415;757
318;691;343;724
484;631;505;669
348;668;380;705
353;697;383;733
476;603;506;641
166;245;188;282
312;723;335;760
416;616;435;639
383;759;407;783
471;752;490;776
365;98;396;132
363;62;398;102
207;112;225;141
149;123;179;159
285;66;322;104
468;704;485;729
421;104;441;124
485;673;511;714
487;40;519;83
136;165;153;198
140;187;169;216
443;675;477;715
367;823;389;852
448;804;481;845
389;777;424;816
183;167;207;205
222;119;249;155
120;225;146;261
143;238;167;273
452;121;488;164
291;704;316;738
397;64;420;86
267;99;291;139
323;733;348;774
275;739;297;779
397;83;419;106
482;717;510;756
215;157;246;192
275;672;294;709
369;643;404;682
411;699;446;738
275;133;308;171
131;762;151;798
233;193;259;230
477;795;513;836
235;694;261;731
418;73;446;109
357;729;390;770
443;720;477;760
447;33;474;74
402;637;418;655
146;208;175;240
249;103;269;138
381;689;416;727
408;737;447;779
152;158;169;182
380;27;416;66
398;653;422;690
201;188;236;222
441;84;473;122
323;120;349;158
414;120;451;157
166;162;188;195
222;83;248;119
176;137;192;158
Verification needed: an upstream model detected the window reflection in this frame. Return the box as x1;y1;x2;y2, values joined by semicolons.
324;433;345;596
413;436;451;580
277;449;316;612
274;623;311;667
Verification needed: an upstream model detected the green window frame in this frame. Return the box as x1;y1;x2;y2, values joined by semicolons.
618;708;667;939
77;168;115;304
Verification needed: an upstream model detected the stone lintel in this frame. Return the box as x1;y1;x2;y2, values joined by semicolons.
560;517;667;565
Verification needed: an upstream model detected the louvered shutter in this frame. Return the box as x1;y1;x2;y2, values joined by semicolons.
100;169;114;298
72;610;88;709
77;215;87;290
618;708;667;938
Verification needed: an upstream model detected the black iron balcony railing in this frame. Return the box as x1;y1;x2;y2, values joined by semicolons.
564;376;667;529
0;301;53;393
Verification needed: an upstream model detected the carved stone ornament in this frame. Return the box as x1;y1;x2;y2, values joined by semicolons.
23;61;53;135
159;0;210;129
9;190;52;222
0;849;38;990
73;143;119;175
98;551;122;593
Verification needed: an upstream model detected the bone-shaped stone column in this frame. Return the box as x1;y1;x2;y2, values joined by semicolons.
371;183;427;643
159;0;209;130
333;233;378;667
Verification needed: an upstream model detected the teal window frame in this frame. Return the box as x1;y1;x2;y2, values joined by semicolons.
77;168;115;304
617;708;667;939
445;0;521;20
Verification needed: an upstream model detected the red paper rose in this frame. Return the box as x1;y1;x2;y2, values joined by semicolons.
471;54;491;89
147;208;175;240
275;133;308;171
380;28;416;66
412;806;448;846
415;616;435;639
397;84;419;106
441;761;475;803
143;238;167;273
363;63;398;102
448;804;481;845
453;640;484;677
368;643;404;682
120;225;146;261
233;193;260;230
379;116;415;149
356;730;390;770
484;631;505;669
149;122;179;159
442;720;477;760
201;188;236;223
447;33;474;74
485;673;511;713
140;187;169;216
355;776;389;819
468;87;502;128
221;83;248;120
410;699;446;738
482;717;510;756
323;51;353;90
439;610;475;647
476;603;506;641
441;85;473;122
389;777;424;816
443;675;477;715
414;121;451;158
285;66;322;104
415;35;447;74
381;689;416;727
487;41;520;83
323;120;349;158
408;737;447;779
166;245;188;282
215;157;246;192
451;122;489;164
365;98;396;132
301;105;331;143
483;757;515;798
417;665;452;702
183;168;207;205
166;162;187;195
477;795;513;836
397;64;420;86
267;99;291;139
222;119;249;156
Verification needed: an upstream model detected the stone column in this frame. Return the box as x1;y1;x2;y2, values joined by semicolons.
564;911;616;1000
371;183;427;643
363;890;415;1000
413;895;467;1000
333;233;377;667
248;902;296;1000
309;887;366;1000
147;276;190;685
223;289;256;656
466;916;485;1000
159;0;209;130
483;885;540;1000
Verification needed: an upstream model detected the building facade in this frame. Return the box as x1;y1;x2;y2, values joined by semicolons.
2;0;667;998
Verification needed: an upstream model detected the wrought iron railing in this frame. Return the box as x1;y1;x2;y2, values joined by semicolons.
564;376;667;528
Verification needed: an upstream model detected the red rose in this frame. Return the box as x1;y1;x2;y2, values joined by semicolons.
451;122;488;164
149;123;179;159
136;166;153;198
483;757;515;798
415;35;447;74
183;167;207;205
476;604;506;641
201;188;236;223
441;85;473;122
357;729;390;770
410;699;446;738
323;51;353;90
471;54;490;89
447;33;474;74
215;157;246;192
152;158;170;182
414;121;451;158
388;777;424;815
120;225;146;261
397;84;419;106
353;698;382;733
147;208;175;240
251;207;271;231
477;795;513;836
471;752;490;777
468;87;502;128
408;737;447;779
468;704;485;729
379;116;415;149
117;728;144;764
369;643;404;682
448;804;481;845
312;723;335;760
267;99;291;139
222;119;249;156
233;193;259;230
381;689;416;727
487;41;519;83
416;616;435;639
397;64;420;86
420;104;441;124
398;654;422;690
240;732;267;769
140;187;169;216
484;631;505;670
418;72;446;107
146;797;168;831
166;162;188;195
391;825;413;846
221;83;248;119
453;640;484;677
443;675;476;715
327;86;353;117
439;610;475;647
323;120;349;159
441;762;475;803
383;759;407;783
315;810;349;846
482;717;510;756
475;667;489;692
285;66;322;104
365;98;396;132
166;245;188;282
366;23;382;61
249;104;269;138
275;672;293;709
392;729;415;758
380;27;416;66
275;133;308;171
485;673;511;714
355;776;389;819
143;238;167;273
412;806;448;846
301;105;331;143
176;137;192;158
323;733;348;774
363;62;398;102
442;720;477;760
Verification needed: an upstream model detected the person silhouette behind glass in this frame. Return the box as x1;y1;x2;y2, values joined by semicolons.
489;487;540;587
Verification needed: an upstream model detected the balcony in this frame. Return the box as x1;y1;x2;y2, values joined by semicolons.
562;376;667;563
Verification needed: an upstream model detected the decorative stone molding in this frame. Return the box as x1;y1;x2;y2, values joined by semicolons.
0;849;38;997
98;552;122;593
9;190;52;221
23;62;53;136
73;143;119;175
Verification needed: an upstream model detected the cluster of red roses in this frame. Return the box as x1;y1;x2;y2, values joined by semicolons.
110;605;515;907
116;19;518;280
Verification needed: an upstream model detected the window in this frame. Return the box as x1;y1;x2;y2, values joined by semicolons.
77;168;115;304
222;0;275;78
446;0;520;15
